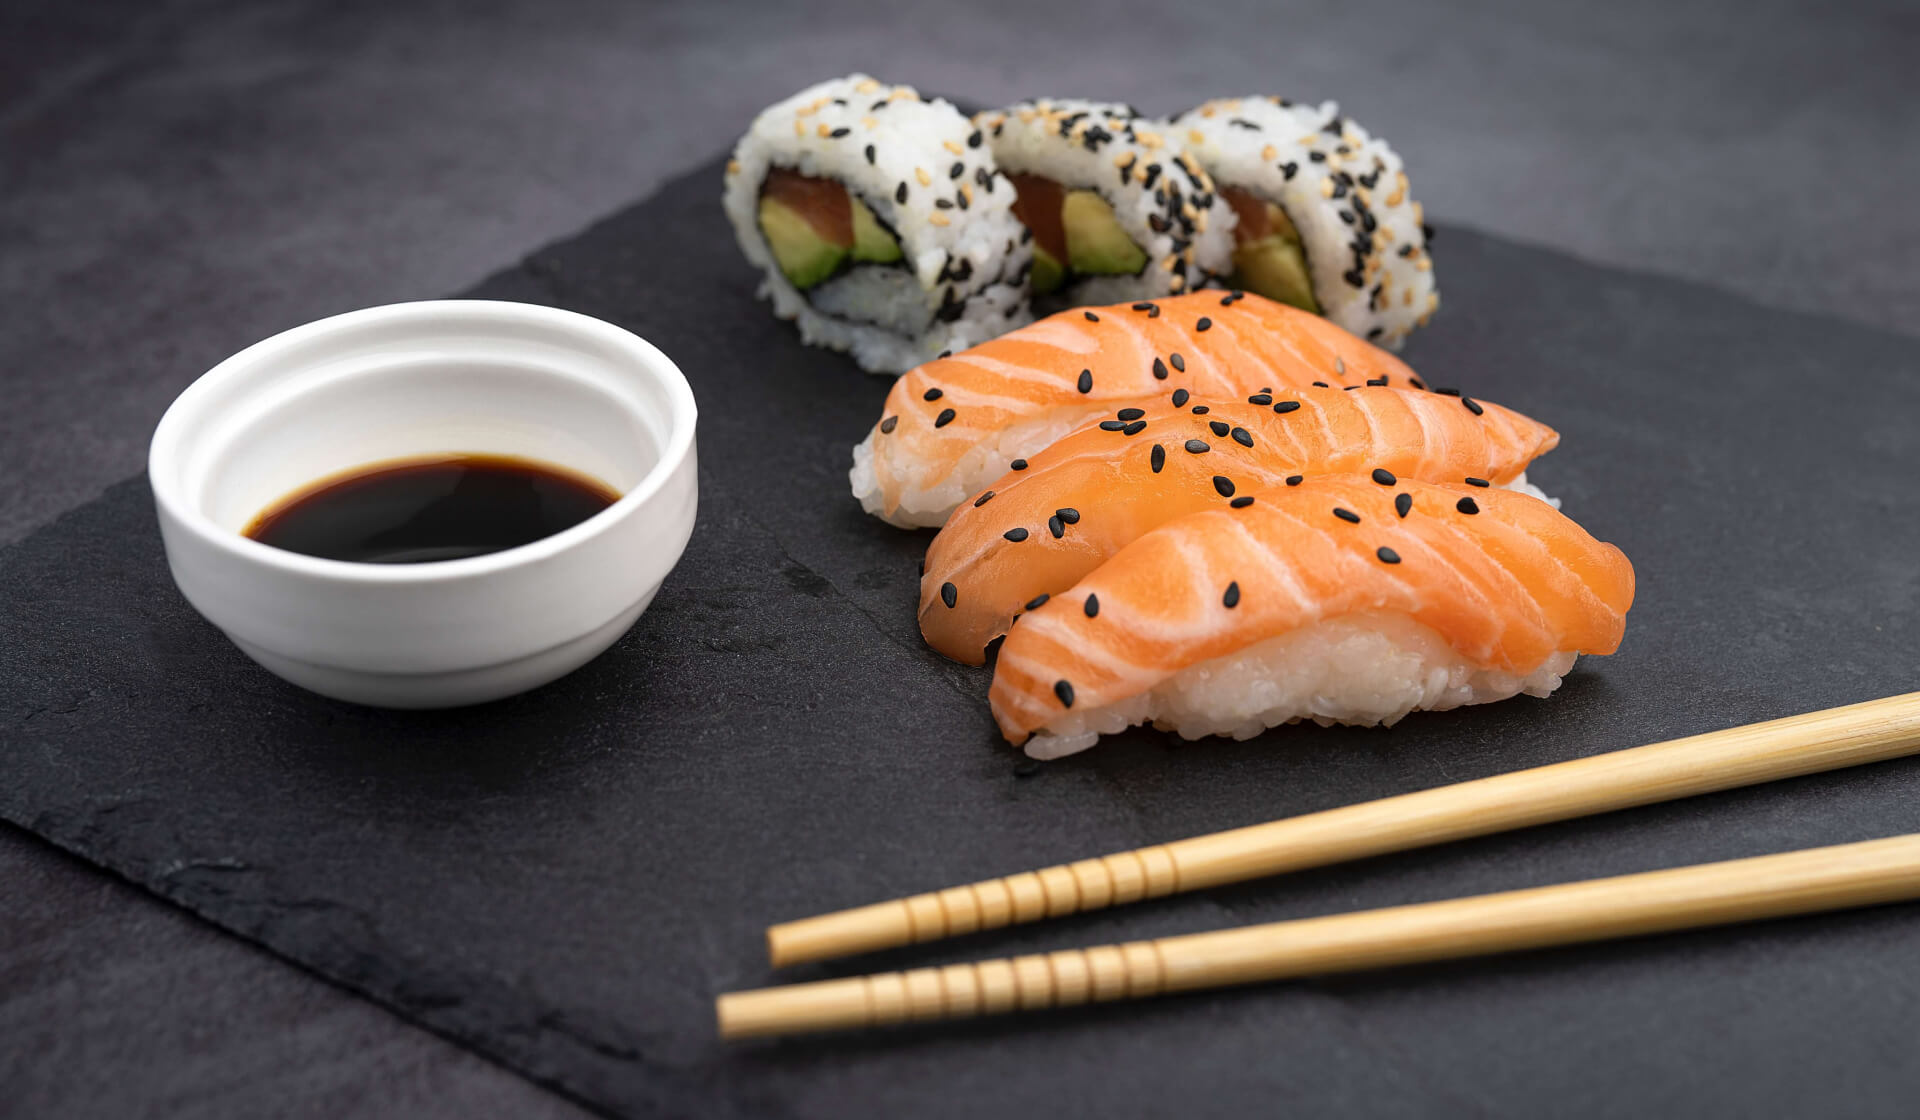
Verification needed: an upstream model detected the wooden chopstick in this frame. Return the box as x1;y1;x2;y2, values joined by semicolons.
767;692;1920;967
722;832;1920;1038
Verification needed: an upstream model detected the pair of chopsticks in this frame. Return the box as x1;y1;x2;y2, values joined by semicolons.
717;692;1920;1039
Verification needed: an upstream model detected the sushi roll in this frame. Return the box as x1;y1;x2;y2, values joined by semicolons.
848;291;1421;528
988;476;1634;759
724;75;1032;374
979;99;1235;313
1172;97;1436;349
919;386;1559;664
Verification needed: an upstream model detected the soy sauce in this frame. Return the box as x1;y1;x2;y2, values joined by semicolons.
244;454;621;564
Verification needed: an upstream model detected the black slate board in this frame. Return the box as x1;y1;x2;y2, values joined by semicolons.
6;156;1920;1118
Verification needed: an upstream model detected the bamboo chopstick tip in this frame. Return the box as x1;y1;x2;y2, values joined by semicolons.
766;901;917;967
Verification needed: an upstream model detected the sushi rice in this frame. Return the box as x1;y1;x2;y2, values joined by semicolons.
723;75;1032;374
1022;613;1576;760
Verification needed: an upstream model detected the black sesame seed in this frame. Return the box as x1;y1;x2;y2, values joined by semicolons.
1230;495;1255;509
1377;546;1401;565
1196;317;1212;332
1084;310;1100;323
1048;515;1065;539
1185;439;1210;454
1170;353;1185;372
1151;444;1166;473
1465;476;1490;488
1152;357;1168;380
940;581;958;608
1171;388;1190;406
1054;679;1075;707
974;490;995;507
1004;527;1029;541
1371;468;1397;486
1273;400;1301;415
1191;405;1210;415
1123;420;1147;435
1395;493;1413;519
1056;507;1080;524
896;182;909;203
1117;407;1145;421
1456;496;1480;515
1222;581;1241;608
1099;420;1128;432
1213;475;1235;497
938;349;952;358
1311;380;1330;388
1434;387;1462;397
934;408;956;428
1026;593;1050;610
1084;594;1100;618
1409;377;1426;390
1011;458;1028;471
949;161;964;179
935;198;953;210
1132;301;1155;311
1077;369;1093;394
1280;161;1298;180
1462;396;1485;416
831;127;851;139
923;387;944;401
1147;304;1161;318
1309;151;1326;163
968;129;983;148
1231;427;1254;448
880;415;899;433
1286;474;1303;486
1247;393;1272;405
1367;377;1388;387
1333;507;1360;524
1209;420;1229;437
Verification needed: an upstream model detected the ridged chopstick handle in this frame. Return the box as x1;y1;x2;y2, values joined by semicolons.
722;833;1920;1039
767;846;1181;967
723;940;1172;1037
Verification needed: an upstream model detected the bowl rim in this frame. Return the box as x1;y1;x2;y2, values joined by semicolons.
147;299;698;585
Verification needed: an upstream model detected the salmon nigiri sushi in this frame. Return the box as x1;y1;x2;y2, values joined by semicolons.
921;386;1559;664
849;291;1425;527
987;477;1634;759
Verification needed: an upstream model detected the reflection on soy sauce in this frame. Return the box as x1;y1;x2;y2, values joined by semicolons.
245;454;622;564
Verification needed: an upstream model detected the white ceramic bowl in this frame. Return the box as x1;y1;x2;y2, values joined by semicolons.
149;300;698;708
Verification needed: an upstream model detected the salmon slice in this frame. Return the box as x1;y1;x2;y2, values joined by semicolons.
920;386;1559;664
849;291;1426;528
761;167;854;245
987;476;1634;756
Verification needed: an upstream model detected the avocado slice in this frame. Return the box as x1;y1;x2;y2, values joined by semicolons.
1220;194;1319;313
1232;234;1320;314
1029;243;1066;295
758;196;848;290
1063;190;1147;276
849;197;902;264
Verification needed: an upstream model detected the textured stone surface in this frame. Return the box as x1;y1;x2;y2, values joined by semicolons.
5;158;1920;1116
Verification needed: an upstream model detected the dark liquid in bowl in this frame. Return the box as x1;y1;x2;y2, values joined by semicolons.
244;454;622;564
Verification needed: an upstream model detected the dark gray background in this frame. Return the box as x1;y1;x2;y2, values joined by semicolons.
3;1;1915;1116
